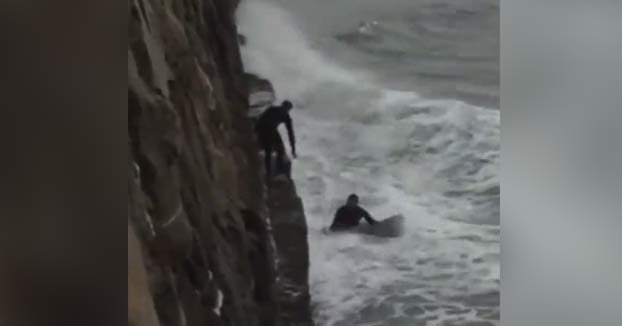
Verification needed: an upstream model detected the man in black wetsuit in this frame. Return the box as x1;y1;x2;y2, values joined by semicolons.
330;194;378;231
255;100;296;177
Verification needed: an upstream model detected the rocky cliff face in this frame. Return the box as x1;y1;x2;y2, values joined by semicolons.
128;0;313;325
267;179;314;326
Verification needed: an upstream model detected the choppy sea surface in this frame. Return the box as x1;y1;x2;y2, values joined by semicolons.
238;0;500;325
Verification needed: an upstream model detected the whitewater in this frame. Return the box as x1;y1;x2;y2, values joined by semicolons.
238;0;500;325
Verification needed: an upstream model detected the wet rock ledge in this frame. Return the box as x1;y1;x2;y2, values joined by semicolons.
128;0;314;325
268;177;314;326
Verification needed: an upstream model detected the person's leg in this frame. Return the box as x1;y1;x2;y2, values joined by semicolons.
264;141;273;178
274;131;286;173
257;128;272;177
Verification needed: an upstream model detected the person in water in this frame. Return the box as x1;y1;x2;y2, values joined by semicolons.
330;194;378;231
254;100;297;177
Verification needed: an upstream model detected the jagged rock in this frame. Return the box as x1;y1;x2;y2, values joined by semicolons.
128;0;313;325
128;0;277;324
245;73;275;95
238;34;247;46
268;179;315;326
245;73;276;120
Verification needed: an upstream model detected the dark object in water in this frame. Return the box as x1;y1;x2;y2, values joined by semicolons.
326;215;405;238
356;214;404;237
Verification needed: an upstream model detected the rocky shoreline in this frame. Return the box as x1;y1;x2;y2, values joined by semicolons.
128;0;314;325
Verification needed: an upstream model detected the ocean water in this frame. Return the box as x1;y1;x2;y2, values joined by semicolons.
238;0;500;325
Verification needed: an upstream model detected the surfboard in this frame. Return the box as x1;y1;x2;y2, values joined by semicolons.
356;214;405;238
324;214;405;238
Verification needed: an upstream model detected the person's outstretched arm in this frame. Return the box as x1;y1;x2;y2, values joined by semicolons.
360;207;378;225
329;208;342;231
285;115;296;158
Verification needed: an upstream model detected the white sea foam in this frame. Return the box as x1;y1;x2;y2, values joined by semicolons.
238;1;500;325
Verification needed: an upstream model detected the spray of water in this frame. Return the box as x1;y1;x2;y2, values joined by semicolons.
238;1;500;325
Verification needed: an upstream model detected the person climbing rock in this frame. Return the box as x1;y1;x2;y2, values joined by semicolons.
330;194;378;231
254;100;296;178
